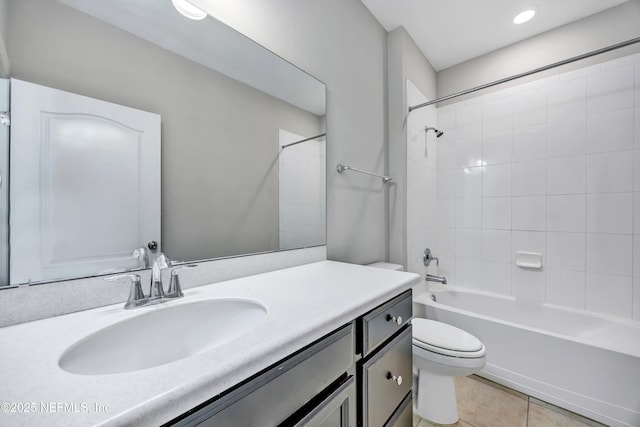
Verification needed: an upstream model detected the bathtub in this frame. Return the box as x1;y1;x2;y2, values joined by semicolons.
414;288;640;427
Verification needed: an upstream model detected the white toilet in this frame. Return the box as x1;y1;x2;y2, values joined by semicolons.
366;262;486;424
412;318;486;424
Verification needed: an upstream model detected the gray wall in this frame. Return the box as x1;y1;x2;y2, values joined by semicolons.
438;0;640;104
387;27;437;268
191;0;389;264
7;0;323;262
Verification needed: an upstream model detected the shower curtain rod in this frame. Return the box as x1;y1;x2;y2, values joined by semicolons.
408;36;640;113
281;133;327;149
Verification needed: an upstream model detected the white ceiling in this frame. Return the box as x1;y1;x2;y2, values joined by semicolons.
361;0;631;71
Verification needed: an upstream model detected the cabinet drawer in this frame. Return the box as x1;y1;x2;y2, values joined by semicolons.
384;392;412;427
360;290;411;356
287;375;356;427
172;323;354;427
361;326;412;427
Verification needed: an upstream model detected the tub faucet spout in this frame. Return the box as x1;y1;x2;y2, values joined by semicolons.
426;274;447;285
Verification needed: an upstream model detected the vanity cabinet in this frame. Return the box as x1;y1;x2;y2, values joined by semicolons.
166;290;412;427
357;290;413;427
169;323;356;427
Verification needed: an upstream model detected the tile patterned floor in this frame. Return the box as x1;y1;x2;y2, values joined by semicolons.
412;375;608;427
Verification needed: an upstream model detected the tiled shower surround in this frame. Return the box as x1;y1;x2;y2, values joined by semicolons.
419;52;640;320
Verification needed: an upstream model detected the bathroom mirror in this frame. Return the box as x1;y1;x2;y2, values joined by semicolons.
0;0;326;286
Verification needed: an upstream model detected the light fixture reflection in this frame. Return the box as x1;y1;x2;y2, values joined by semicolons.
172;0;207;20
513;9;536;24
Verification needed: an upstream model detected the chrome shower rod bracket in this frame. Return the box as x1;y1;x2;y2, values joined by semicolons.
337;164;392;184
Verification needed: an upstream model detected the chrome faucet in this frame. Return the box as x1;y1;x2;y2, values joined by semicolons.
425;274;447;285
132;246;150;269
106;251;197;309
423;247;448;285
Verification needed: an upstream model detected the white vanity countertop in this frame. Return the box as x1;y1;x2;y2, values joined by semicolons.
0;260;419;427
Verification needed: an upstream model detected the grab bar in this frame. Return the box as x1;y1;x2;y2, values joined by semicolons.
336;164;392;184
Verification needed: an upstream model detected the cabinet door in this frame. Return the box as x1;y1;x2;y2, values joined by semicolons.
288;375;356;427
361;326;412;427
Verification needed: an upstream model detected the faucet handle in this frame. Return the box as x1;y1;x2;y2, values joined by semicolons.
105;273;145;309
423;248;439;267
167;264;198;298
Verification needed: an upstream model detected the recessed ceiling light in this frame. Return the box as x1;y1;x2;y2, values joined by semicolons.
172;0;207;20
513;9;536;24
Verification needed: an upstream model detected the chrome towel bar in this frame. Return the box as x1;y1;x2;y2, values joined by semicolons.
336;164;392;184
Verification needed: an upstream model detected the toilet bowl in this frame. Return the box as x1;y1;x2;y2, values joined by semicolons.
364;262;486;424
412;318;486;424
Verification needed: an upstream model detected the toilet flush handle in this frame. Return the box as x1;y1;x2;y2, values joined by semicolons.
387;372;403;385
386;314;403;325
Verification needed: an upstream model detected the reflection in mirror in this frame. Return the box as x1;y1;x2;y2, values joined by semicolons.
0;0;326;286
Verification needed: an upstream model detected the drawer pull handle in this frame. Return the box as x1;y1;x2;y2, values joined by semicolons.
387;372;403;385
386;314;403;325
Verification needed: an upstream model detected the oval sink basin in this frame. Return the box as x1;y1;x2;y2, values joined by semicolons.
59;298;267;375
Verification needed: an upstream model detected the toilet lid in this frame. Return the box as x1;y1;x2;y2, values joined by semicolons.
413;318;483;352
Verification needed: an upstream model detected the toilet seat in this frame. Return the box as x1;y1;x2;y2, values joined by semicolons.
413;318;485;358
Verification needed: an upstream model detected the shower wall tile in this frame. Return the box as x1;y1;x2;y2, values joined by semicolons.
635;151;640;190
456;103;482;139
546;156;586;195
633;235;640;277
456;228;483;259
547;78;586;122
586;233;632;276
586;273;633;318
586;193;633;234
546;117;586;158
512;266;545;303
437;170;456;199
482;230;512;263
513;160;546;196
512;124;546;162
546;232;586;272
456;167;482;198
483;164;511;197
424;53;640;319
455;136;483;168
438;227;456;257
586;108;634;154
482;261;512;295
513;87;547;129
456;258;483;290
512;196;546;231
586;151;633;193
437;139;456;170
546;195;586;233
483;96;513;134
634;278;640;321
483;130;512;165
482;197;511;230
456;198;482;229
587;65;634;115
635;193;640;235
546;269;586;310
438;256;456;285
437;199;456;227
